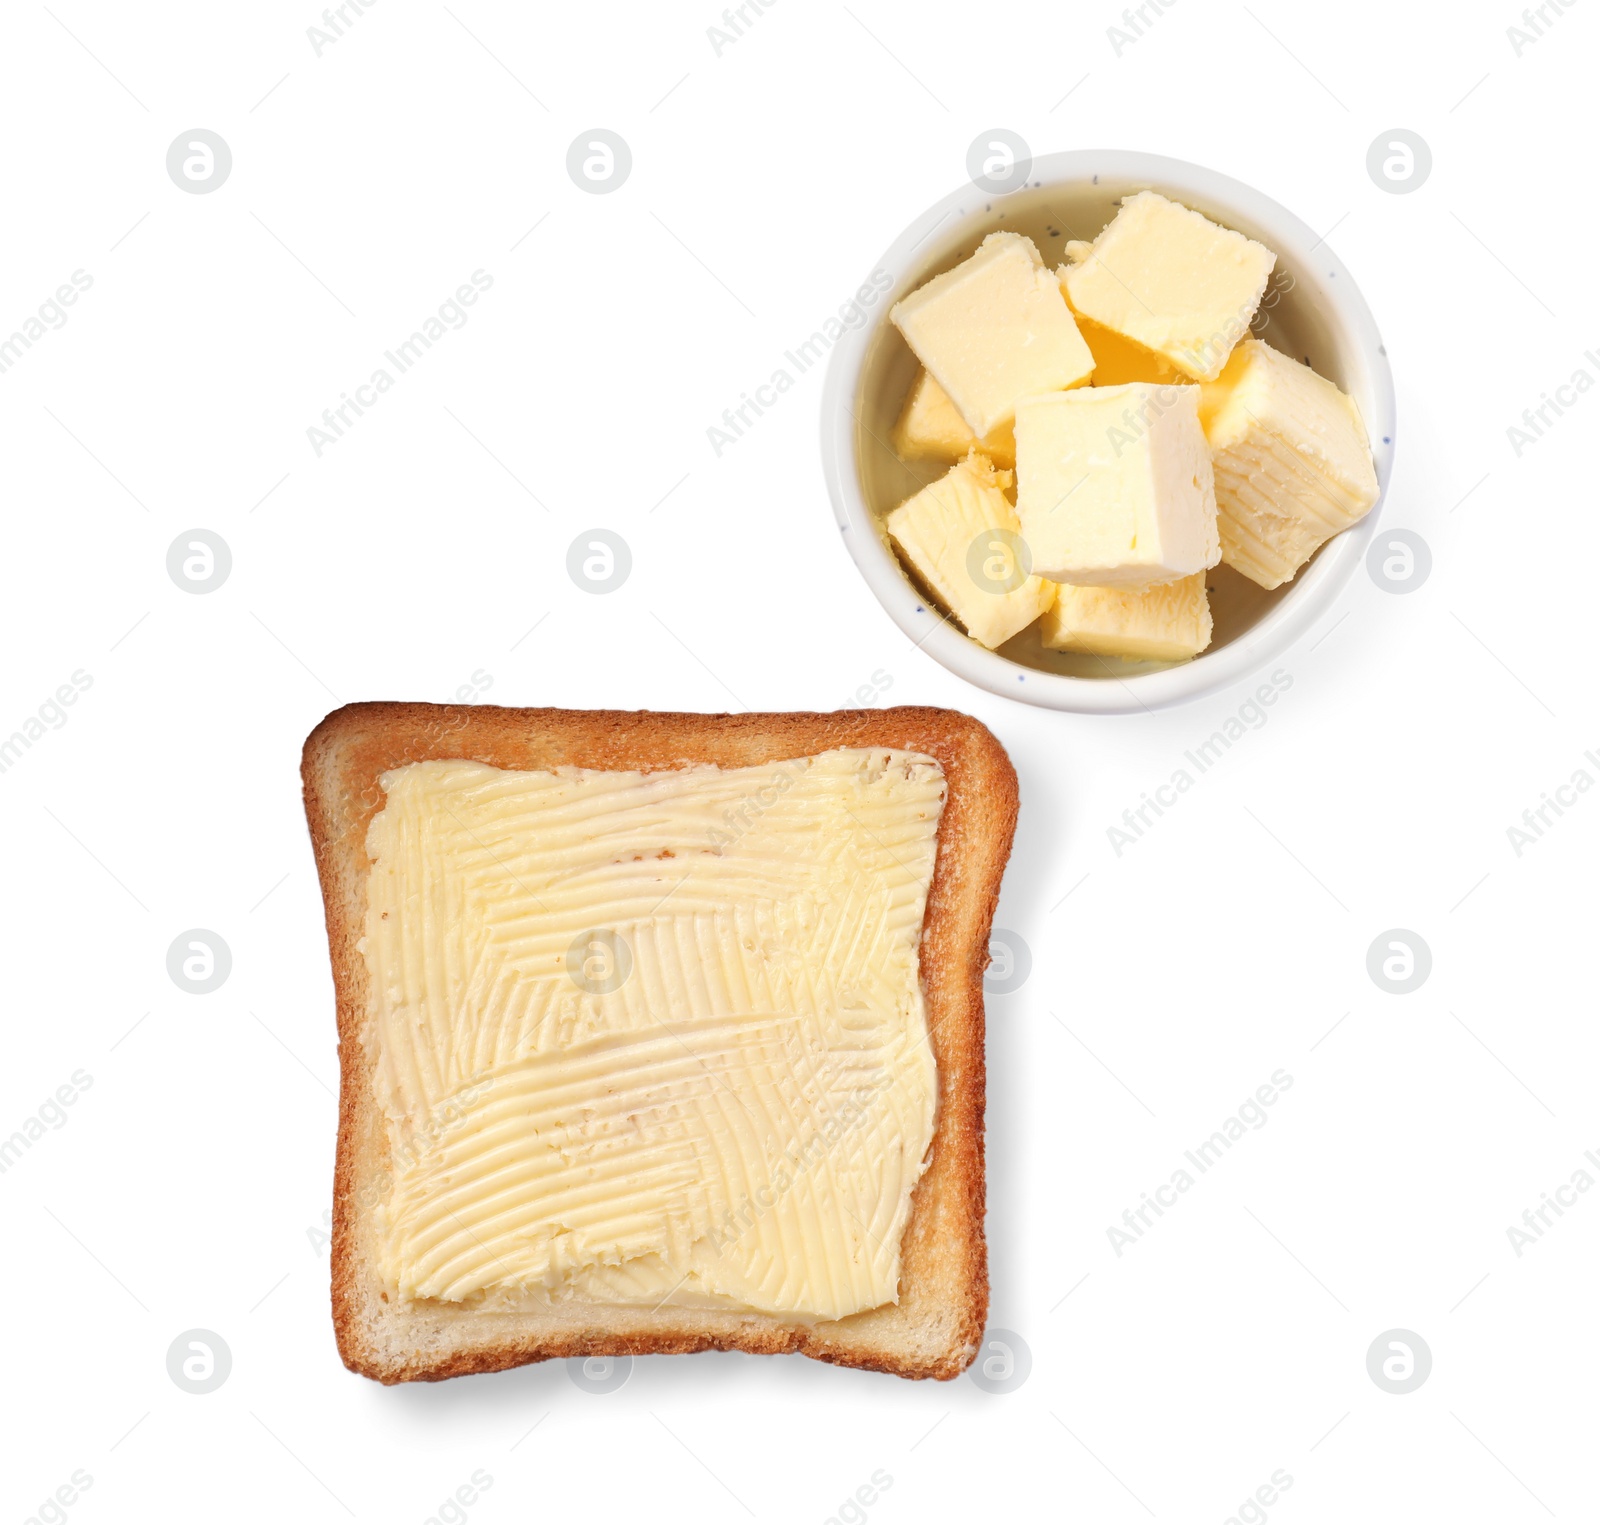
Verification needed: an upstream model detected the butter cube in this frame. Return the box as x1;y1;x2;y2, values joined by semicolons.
886;453;1054;649
1041;574;1212;662
892;368;1015;469
1014;383;1219;589
1199;340;1379;589
892;232;1094;440
1063;192;1276;382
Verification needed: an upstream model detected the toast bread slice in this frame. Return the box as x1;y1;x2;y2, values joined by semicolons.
301;703;1016;1382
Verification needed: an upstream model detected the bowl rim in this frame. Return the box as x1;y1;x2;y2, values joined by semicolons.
818;148;1396;716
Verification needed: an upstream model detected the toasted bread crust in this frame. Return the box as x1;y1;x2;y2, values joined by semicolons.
300;704;1017;1382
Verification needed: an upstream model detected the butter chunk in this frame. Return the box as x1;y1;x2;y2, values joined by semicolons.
1014;383;1219;588
892;368;1016;470
892;232;1094;440
1042;574;1212;662
1063;192;1276;382
886;452;1054;649
1199;339;1379;589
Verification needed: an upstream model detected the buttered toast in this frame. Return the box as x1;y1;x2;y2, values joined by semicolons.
301;704;1016;1382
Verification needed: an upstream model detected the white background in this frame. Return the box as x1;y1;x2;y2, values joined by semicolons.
1;1;1595;1521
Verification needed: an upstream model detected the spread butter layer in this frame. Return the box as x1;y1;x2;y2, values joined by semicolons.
361;749;946;1321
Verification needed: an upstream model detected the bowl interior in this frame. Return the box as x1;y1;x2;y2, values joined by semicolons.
852;167;1381;681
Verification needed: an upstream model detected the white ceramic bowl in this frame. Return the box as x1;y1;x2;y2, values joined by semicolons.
820;150;1396;715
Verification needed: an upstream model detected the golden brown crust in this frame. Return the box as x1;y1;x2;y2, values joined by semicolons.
300;703;1017;1383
